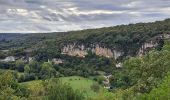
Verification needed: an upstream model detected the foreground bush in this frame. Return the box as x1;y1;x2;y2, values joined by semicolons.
46;79;85;100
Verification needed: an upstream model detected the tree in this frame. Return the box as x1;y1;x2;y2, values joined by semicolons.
0;71;30;99
89;90;115;100
138;72;170;100
46;79;84;100
24;65;30;73
29;61;40;73
91;83;100;93
40;62;56;79
112;40;170;94
97;76;105;84
15;60;25;72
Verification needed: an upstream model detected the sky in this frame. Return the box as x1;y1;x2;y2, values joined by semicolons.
0;0;170;33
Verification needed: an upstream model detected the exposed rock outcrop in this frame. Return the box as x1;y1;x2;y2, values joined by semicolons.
91;44;113;58
113;50;123;60
61;43;123;60
62;43;88;58
137;33;170;56
138;41;158;56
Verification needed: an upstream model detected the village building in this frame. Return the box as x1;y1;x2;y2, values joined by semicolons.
52;58;63;64
116;63;123;68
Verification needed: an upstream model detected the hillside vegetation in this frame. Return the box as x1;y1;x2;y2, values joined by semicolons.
1;19;170;56
1;19;170;100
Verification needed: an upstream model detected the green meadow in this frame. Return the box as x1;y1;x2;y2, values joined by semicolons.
21;76;108;98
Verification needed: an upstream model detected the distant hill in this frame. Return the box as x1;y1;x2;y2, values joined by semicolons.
1;18;170;60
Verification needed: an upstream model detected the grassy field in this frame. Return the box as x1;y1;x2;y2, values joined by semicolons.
61;76;98;97
21;76;101;98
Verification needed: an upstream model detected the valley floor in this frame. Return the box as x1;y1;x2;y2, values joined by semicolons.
21;76;111;99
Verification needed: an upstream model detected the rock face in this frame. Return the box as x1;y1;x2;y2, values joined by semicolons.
113;50;123;60
138;33;170;56
62;43;88;58
91;44;113;58
61;43;123;60
20;56;34;63
138;41;158;56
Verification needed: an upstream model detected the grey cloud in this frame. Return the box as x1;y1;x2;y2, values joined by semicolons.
0;0;170;33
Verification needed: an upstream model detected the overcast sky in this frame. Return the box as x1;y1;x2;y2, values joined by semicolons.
0;0;170;33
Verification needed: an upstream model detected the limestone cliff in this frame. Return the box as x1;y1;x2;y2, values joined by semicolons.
61;33;170;59
137;33;170;56
61;43;88;58
138;41;158;56
91;44;113;58
61;43;123;60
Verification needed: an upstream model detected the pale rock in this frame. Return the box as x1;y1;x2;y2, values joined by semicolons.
61;43;123;59
52;58;63;64
138;41;158;56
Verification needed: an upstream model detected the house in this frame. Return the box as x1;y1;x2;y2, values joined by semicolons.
20;56;34;63
52;58;63;64
116;63;123;68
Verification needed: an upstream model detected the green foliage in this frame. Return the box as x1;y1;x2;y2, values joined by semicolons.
21;76;101;98
54;55;114;77
91;83;100;93
15;60;25;72
40;62;56;79
46;79;85;100
89;90;115;100
28;60;40;73
110;40;170;100
24;64;30;73
0;52;7;59
139;72;170;100
117;43;170;93
61;76;100;97
0;71;30;99
96;76;105;84
0;61;15;70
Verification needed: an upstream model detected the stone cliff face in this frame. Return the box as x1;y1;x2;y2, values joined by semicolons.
138;33;170;56
138;41;158;56
91;44;113;58
137;33;170;56
61;43;123;60
62;43;87;58
61;34;170;59
113;50;123;60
